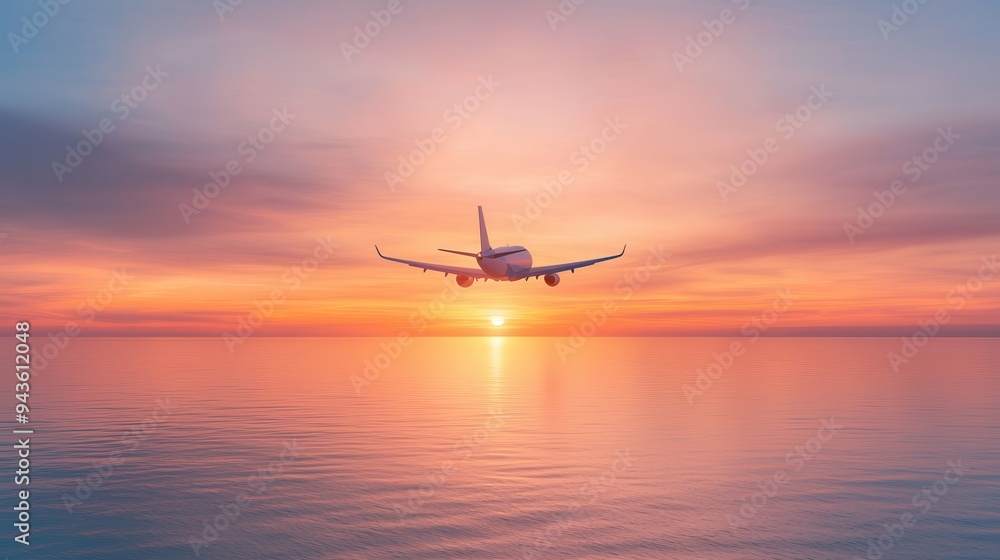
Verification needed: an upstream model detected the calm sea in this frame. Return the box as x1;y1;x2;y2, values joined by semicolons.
1;337;998;559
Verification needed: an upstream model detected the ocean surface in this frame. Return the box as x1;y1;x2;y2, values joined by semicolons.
1;337;998;559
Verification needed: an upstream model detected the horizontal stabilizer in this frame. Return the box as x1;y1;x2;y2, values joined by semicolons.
488;248;527;259
439;248;480;258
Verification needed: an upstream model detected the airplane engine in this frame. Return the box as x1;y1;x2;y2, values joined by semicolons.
456;274;474;288
544;273;560;287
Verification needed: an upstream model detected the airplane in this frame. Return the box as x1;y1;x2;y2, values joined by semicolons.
376;206;625;287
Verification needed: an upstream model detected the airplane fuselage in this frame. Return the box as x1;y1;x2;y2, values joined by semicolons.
479;246;532;279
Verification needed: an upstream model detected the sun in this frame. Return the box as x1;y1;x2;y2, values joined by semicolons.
490;316;505;327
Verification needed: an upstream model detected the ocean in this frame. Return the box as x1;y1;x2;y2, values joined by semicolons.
3;337;998;559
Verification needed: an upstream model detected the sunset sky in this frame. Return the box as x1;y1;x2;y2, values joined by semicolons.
2;0;999;336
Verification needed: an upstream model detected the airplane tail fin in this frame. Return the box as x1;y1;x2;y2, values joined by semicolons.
478;205;491;253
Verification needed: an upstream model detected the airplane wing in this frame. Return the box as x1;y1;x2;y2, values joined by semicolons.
375;246;489;278
516;245;626;280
